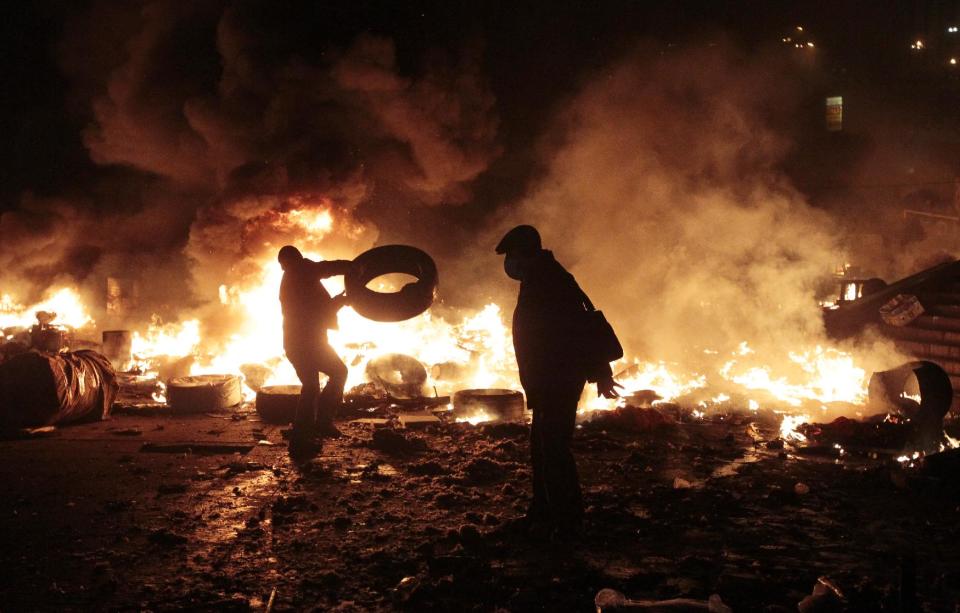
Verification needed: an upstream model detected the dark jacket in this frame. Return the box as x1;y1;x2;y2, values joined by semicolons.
512;250;613;407
280;259;351;346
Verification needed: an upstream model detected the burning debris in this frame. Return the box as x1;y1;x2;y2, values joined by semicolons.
5;2;960;609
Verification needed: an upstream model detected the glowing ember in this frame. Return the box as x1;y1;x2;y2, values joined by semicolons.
152;381;167;404
897;451;922;465
455;409;495;425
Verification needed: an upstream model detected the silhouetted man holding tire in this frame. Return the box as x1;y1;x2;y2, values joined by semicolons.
497;225;622;539
278;245;350;458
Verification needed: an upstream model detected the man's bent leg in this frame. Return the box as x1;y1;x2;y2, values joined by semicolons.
315;343;348;436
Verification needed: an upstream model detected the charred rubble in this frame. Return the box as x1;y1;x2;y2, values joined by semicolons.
1;344;959;610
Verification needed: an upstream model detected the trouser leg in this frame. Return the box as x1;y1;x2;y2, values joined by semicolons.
316;344;348;423
537;378;585;526
289;354;319;431
529;408;549;517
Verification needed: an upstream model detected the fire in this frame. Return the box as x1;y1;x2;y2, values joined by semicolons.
0;208;897;438
455;409;495;425
720;343;867;407
131;317;201;363
584;359;707;411
0;287;94;330
124;251;517;401
779;413;813;442
1;268;882;441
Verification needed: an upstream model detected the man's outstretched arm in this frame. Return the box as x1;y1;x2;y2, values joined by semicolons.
307;259;352;278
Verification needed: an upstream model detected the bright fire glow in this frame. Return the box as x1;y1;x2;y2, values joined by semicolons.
0;208;894;435
779;413;813;442
124;252;518;401
455;409;495;425
720;344;867;407
0;288;94;330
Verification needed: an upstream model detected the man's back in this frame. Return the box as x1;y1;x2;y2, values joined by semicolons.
512;250;587;389
280;261;341;342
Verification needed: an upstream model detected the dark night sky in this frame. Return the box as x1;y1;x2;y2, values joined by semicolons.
1;1;958;214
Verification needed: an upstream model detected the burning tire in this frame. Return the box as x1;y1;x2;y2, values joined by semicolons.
166;374;242;413
345;245;438;322
365;353;427;398
255;385;301;423
453;389;525;423
868;360;952;449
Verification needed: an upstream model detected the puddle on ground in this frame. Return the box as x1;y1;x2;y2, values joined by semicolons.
187;468;279;559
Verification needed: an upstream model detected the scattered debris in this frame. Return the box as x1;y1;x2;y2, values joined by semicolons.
463;457;510;484
147;528;188;547
350;418;390;427
453;388;525;422
594;588;731;612
16;426;57;438
139;443;254;455
370;428;427;455
111;428;142;436
398;414;441;429
797;576;846;612
587;406;674;432
391;576;421;604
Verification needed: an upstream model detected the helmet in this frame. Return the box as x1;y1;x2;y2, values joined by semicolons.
495;225;541;256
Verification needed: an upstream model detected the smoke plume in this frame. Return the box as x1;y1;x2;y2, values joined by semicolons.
477;41;905;379
2;1;500;329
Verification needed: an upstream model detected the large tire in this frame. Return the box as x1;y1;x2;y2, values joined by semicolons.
166;374;242;413
453;389;525;422
345;245;438;322
365;353;427;398
256;385;301;423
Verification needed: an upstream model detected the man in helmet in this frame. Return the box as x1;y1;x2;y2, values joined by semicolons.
496;225;621;537
277;245;351;458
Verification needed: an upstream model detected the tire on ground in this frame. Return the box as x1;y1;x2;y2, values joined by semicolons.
453;389;525;422
345;245;438;322
365;353;427;398
256;385;301;423
166;374;242;413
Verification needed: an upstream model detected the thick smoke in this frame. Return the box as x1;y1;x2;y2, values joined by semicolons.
0;5;913;386
475;42;905;378
2;1;499;331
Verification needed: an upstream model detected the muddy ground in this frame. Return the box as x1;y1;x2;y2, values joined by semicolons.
0;406;958;612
